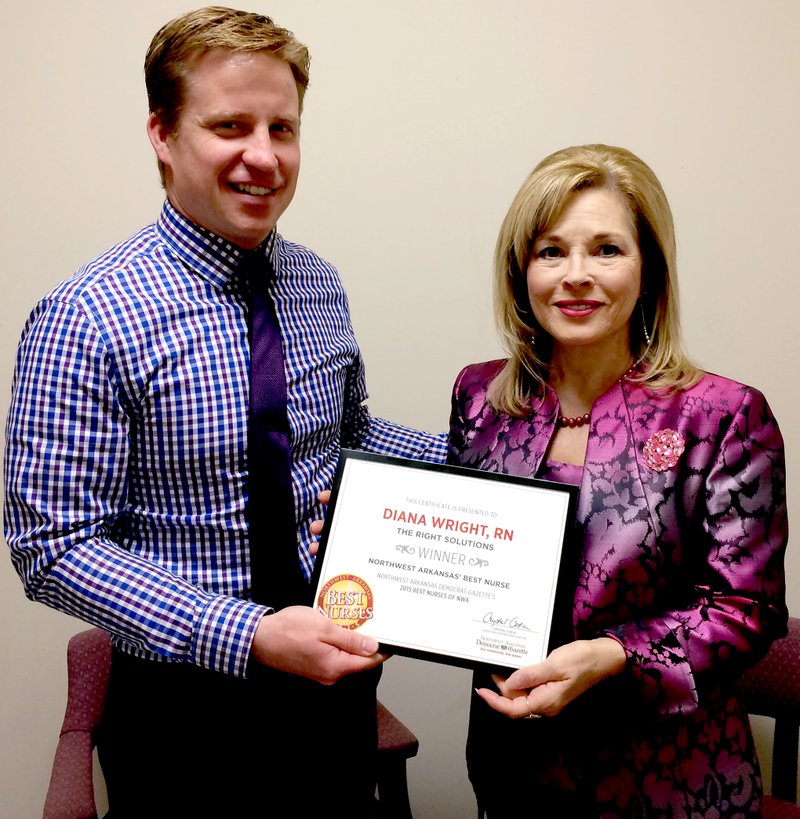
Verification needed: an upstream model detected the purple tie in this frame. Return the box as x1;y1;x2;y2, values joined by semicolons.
242;252;308;609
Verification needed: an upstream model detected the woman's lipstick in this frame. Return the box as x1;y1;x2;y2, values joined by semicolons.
555;300;601;317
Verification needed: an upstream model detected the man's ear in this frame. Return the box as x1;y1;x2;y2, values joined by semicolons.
146;112;172;166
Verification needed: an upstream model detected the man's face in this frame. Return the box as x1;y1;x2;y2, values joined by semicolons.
148;49;301;249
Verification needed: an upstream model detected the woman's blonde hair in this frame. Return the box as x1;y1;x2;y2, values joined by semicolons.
491;144;700;416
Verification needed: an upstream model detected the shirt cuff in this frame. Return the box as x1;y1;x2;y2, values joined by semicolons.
192;594;270;677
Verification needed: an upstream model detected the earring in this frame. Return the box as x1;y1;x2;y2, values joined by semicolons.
639;300;651;345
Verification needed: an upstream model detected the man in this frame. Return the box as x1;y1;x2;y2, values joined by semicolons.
4;8;444;816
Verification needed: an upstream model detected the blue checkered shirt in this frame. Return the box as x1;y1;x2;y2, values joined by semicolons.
4;201;446;677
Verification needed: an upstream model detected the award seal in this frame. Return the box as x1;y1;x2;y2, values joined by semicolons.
317;574;375;630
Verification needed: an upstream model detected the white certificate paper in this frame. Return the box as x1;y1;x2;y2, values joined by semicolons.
312;451;578;671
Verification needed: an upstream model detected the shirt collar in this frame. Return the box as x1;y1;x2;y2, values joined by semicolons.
156;199;278;290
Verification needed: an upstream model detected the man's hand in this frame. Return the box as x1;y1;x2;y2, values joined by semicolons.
308;489;330;556
261;490;383;684
250;605;387;684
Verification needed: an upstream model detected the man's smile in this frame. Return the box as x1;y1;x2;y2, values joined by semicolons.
230;182;277;196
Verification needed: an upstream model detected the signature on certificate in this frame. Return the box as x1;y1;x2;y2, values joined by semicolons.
482;611;532;631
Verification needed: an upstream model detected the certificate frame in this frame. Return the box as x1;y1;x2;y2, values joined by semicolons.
311;449;578;673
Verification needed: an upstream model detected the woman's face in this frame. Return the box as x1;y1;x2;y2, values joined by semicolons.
526;187;642;363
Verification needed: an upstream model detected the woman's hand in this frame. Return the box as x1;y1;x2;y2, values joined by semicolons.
308;489;331;557
475;637;627;719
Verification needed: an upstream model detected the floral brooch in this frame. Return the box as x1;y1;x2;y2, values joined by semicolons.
643;429;685;472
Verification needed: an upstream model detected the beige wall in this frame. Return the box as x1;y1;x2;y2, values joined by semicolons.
1;2;797;816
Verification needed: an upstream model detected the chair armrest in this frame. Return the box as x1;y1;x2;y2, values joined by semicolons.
42;730;98;819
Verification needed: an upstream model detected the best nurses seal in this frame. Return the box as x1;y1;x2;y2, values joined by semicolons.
317;574;375;629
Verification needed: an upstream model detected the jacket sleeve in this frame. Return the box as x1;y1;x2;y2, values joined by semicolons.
605;386;788;717
446;365;470;465
446;361;510;468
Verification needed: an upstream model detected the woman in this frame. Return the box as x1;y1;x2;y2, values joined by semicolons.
449;144;788;817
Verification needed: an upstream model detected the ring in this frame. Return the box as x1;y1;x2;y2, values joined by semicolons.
525;695;541;720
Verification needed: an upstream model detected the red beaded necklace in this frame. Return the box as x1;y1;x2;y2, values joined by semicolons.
556;412;591;429
555;364;638;429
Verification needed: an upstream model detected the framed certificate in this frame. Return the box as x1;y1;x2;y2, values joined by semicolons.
311;450;578;672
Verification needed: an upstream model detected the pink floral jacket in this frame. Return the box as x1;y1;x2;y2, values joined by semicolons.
449;360;788;817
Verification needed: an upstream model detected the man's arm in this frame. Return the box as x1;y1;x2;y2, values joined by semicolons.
4;298;267;676
6;298;387;683
340;354;447;463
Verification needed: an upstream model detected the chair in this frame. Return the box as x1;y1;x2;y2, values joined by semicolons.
735;616;800;818
43;627;419;819
43;628;111;819
375;700;420;818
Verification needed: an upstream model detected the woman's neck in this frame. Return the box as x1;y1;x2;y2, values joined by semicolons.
548;347;633;415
